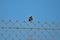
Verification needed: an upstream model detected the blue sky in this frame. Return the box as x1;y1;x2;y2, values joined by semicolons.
0;0;60;22
0;0;60;40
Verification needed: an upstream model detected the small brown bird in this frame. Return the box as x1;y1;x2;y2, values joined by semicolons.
29;16;33;22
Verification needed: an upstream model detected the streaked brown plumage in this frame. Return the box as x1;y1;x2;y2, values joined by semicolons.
29;16;33;22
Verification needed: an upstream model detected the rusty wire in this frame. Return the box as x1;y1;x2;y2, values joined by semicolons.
0;20;60;40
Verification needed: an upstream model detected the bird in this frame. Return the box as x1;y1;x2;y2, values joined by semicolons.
29;16;33;22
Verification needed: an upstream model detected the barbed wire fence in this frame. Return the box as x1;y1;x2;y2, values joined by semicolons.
0;20;60;40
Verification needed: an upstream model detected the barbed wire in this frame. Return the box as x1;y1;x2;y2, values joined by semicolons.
0;20;60;30
0;20;60;40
